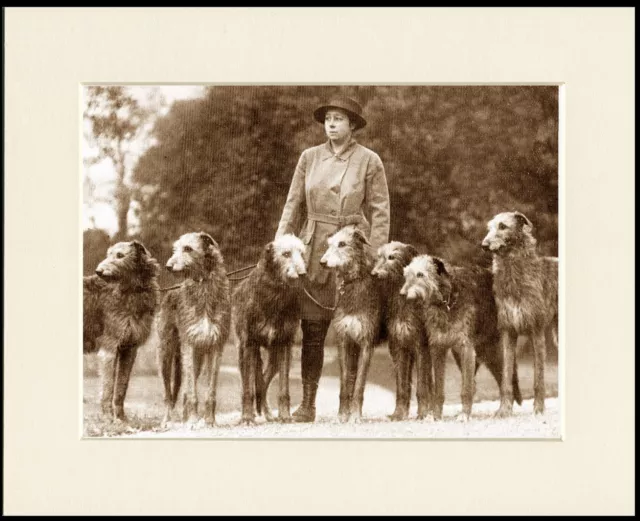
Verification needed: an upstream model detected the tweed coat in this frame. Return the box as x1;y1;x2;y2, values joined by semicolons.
275;137;391;320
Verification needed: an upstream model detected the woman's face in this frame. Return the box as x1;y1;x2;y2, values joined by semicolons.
324;109;355;144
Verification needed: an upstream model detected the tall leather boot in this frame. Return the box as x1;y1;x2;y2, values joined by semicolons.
292;319;331;423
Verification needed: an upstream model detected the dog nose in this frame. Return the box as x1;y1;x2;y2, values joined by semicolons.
319;259;326;267
481;241;490;251
165;265;173;272
95;268;103;276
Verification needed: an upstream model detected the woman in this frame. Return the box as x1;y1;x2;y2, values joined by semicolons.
275;95;391;422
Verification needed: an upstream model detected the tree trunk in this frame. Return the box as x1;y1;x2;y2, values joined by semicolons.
114;159;130;241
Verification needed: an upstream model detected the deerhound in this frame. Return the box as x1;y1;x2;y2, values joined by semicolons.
371;241;428;420
401;254;523;421
232;234;307;425
83;240;160;422
482;211;558;417
320;225;387;423
156;232;231;427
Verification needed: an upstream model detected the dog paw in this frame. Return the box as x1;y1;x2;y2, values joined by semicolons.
338;413;351;424
239;417;256;426
417;413;435;422
184;416;201;430
112;417;128;427
455;412;471;423
494;406;513;419
348;414;363;424
534;400;545;416
277;415;293;424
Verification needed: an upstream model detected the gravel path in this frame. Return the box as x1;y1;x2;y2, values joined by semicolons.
105;376;561;440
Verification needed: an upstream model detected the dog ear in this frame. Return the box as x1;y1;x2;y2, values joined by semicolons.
262;241;277;274
433;257;448;277
513;212;533;231
352;227;371;246
131;240;149;257
406;244;420;260
200;232;219;255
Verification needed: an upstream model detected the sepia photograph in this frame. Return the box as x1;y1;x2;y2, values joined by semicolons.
82;84;560;439
6;6;634;516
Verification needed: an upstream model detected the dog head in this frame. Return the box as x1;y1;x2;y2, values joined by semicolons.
263;234;307;282
95;240;159;282
481;211;536;254
372;241;420;280
166;232;224;278
320;225;371;274
400;254;450;303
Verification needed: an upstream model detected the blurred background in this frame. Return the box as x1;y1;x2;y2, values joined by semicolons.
82;85;559;429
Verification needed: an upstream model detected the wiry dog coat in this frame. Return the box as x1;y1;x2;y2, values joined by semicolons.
83;240;160;421
232;234;307;424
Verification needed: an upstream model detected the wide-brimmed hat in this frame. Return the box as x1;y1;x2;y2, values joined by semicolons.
313;96;367;130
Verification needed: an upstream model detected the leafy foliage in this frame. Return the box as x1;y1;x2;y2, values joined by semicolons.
84;86;152;240
94;86;557;284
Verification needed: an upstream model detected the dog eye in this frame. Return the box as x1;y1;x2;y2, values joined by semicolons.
416;272;424;278
338;241;346;248
388;255;395;261
282;251;291;258
116;253;124;259
498;223;507;230
183;246;193;253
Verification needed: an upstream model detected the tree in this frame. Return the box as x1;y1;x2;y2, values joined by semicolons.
132;85;558;278
84;86;152;240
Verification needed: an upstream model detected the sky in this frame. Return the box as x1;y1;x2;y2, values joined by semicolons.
82;85;206;236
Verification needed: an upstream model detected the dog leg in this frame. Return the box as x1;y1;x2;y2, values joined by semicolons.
204;347;222;426
350;341;374;423
240;342;257;425
532;331;547;415
390;348;410;421
180;341;199;425
416;346;432;420
387;338;404;421
431;347;446;421
158;343;176;426
171;350;182;410
338;340;351;423
278;344;292;423
254;348;265;418
407;348;417;413
495;330;518;418
545;322;558;353
456;342;476;422
113;345;139;422
97;336;118;419
261;349;278;422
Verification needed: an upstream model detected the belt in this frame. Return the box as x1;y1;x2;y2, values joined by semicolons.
307;211;364;227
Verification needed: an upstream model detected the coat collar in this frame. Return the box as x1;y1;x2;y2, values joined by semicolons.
320;137;358;162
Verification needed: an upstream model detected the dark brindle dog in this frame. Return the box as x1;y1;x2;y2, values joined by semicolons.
83;240;160;422
320;225;387;423
482;211;558;417
401;254;522;421
232;234;307;425
157;232;231;427
372;241;427;420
